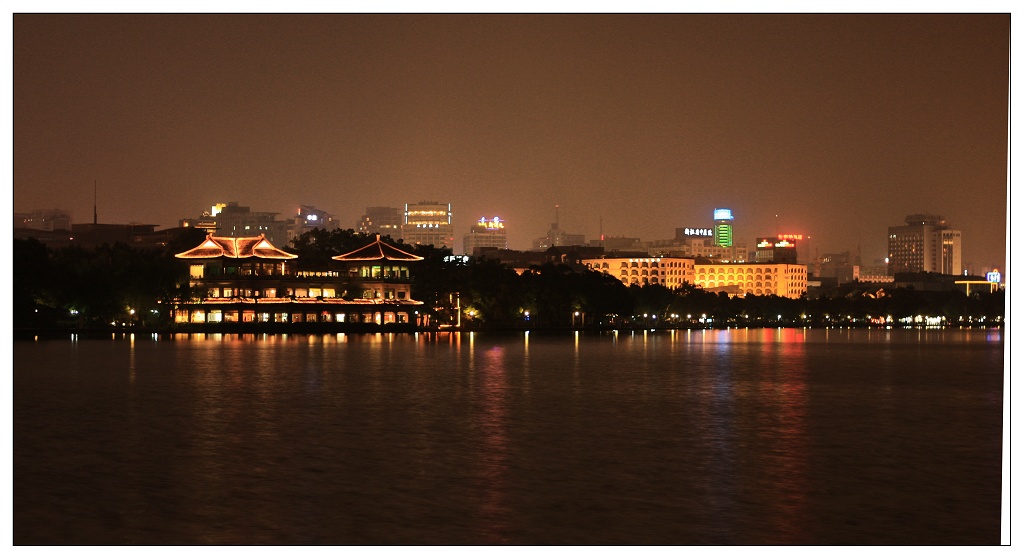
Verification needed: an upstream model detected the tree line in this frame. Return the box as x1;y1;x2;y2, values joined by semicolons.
13;228;1004;331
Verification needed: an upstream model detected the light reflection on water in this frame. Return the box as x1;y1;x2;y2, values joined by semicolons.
14;328;1003;544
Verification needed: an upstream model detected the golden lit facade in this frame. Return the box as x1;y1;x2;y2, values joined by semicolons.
402;201;454;248
694;263;807;298
172;234;427;329
331;234;424;304
583;257;696;289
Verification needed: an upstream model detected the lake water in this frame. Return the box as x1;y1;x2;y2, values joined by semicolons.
13;328;1005;545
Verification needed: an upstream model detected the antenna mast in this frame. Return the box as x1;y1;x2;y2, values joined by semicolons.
93;180;97;225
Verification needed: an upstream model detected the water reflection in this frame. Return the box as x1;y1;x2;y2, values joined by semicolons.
522;332;530;393
13;330;1004;544
759;336;810;543
473;345;510;542
128;334;136;384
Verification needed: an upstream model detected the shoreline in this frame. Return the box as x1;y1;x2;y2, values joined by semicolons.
13;322;1005;340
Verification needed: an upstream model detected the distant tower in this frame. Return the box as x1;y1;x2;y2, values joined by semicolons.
401;201;454;248
887;213;962;275
532;203;585;249
463;216;508;255
358;206;402;236
714;208;734;247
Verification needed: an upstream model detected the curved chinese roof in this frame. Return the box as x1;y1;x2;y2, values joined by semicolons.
332;235;424;262
175;234;298;259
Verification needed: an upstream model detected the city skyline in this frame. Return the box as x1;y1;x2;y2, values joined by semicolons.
13;14;1009;272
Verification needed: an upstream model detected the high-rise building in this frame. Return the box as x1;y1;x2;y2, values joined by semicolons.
713;208;734;247
180;202;289;245
464;216;508;255
287;205;338;241
887;214;962;275
754;237;798;264
402;201;454;248
648;219;746;262
939;229;963;275
357;206;403;237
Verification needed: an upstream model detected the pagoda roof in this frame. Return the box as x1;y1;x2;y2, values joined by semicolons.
332;235;424;262
175;234;297;259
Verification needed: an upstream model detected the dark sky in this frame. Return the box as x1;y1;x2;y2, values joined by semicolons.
13;14;1009;272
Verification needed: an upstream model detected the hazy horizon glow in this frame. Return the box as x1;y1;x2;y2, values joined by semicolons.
13;14;1008;271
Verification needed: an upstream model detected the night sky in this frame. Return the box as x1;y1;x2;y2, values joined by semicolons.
13;14;1009;273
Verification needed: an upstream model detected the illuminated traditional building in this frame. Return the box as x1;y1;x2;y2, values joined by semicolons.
463;216;508;255
694;263;807;298
402;201;454;248
330;236;424;305
887;214;962;275
582;256;696;289
171;234;426;329
358;206;403;236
